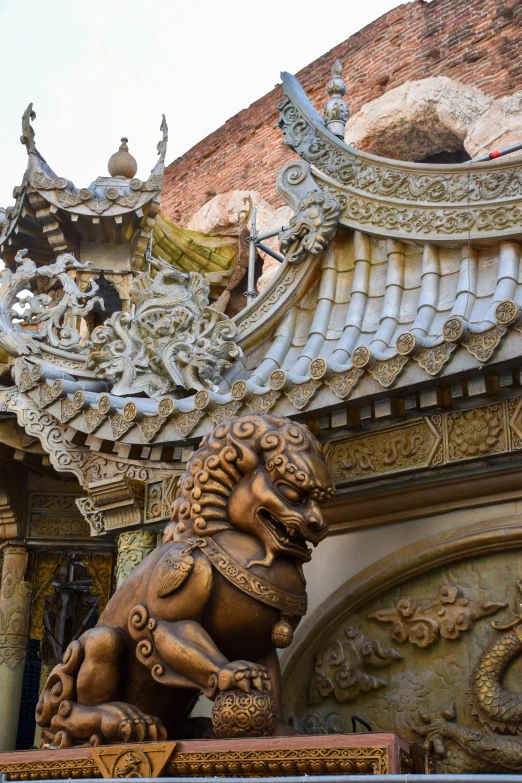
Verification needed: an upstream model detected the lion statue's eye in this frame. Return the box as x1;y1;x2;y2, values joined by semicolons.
276;482;302;504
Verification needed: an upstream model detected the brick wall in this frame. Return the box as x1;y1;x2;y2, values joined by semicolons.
162;0;522;225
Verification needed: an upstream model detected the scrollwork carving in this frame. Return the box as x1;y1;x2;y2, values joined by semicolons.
463;324;505;362
369;584;505;649
0;546;32;669
246;390;280;415
116;530;157;585
0;250;102;358
367;355;408;388
328;417;442;481
87;253;240;398
413;341;455;375
285;378;322;410
310;614;402;703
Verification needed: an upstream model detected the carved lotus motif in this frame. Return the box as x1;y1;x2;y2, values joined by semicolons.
450;408;503;457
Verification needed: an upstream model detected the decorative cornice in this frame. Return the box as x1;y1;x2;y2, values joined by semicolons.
326;397;521;485
278;71;522;243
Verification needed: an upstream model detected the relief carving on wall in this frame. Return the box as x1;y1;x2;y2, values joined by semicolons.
281;520;522;773
369;584;506;649
309;614;402;703
414;582;522;773
327;398;522;485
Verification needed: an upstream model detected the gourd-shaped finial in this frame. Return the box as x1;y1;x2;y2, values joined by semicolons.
108;137;138;179
323;60;349;140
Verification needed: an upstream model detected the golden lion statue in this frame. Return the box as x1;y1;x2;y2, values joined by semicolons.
36;414;334;746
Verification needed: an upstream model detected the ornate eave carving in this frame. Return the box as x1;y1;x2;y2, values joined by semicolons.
277;71;522;244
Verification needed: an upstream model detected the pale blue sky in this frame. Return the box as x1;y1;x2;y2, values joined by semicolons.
0;0;404;208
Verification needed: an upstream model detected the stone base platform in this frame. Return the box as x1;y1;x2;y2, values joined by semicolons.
0;732;429;780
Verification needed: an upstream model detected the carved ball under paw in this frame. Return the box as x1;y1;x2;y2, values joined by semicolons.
212;689;277;738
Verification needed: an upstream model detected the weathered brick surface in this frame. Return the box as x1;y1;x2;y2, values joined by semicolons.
162;0;522;225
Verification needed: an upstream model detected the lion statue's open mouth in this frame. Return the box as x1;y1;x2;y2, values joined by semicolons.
257;508;313;560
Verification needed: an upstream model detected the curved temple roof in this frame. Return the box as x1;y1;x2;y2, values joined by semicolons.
3;70;522;464
0;105;168;269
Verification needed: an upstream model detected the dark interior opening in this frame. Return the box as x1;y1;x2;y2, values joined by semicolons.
415;149;471;165
90;272;122;327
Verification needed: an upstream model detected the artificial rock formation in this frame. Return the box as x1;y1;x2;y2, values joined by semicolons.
186;190;273;236
344;76;522;161
185;190;290;294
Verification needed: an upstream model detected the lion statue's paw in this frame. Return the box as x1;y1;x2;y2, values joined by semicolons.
216;660;271;694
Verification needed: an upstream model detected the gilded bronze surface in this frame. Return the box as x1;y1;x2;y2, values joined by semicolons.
0;736;408;779
35;414;333;746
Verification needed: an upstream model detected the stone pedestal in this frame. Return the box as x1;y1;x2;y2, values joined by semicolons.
116;529;157;587
0;732;433;779
0;545;32;752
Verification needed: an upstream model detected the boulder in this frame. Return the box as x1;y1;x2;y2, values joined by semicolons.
256;206;293;292
344;76;492;161
465;91;522;157
186;190;273;236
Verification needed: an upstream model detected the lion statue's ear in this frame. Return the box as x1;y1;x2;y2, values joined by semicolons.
229;436;258;476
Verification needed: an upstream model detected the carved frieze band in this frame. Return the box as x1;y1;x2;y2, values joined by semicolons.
328;398;522;483
0;744;394;779
278;71;522;242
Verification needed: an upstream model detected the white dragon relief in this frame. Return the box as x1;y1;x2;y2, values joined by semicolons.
86;254;241;398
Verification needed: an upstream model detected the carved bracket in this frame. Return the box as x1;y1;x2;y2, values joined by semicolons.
76;476;145;535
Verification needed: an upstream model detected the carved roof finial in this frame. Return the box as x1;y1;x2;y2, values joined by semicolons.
20;103;45;161
108;137;138;179
157;115;168;164
323;60;349;140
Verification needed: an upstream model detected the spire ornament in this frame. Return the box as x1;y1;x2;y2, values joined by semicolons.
108;137;138;179
156;115;168;166
20;103;45;161
323;60;349;139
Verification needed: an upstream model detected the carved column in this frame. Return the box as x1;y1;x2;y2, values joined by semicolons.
116;529;157;587
0;545;32;751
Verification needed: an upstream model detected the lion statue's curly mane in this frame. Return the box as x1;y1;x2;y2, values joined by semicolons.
164;414;333;543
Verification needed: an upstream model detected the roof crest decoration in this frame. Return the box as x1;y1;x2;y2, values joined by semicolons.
17;105;167;217
277;69;522;243
86;250;241;398
20;103;46;162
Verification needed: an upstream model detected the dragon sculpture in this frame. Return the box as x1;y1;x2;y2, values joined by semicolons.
416;581;522;773
36;414;334;747
279;191;341;265
86;254;240;398
0;249;102;357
